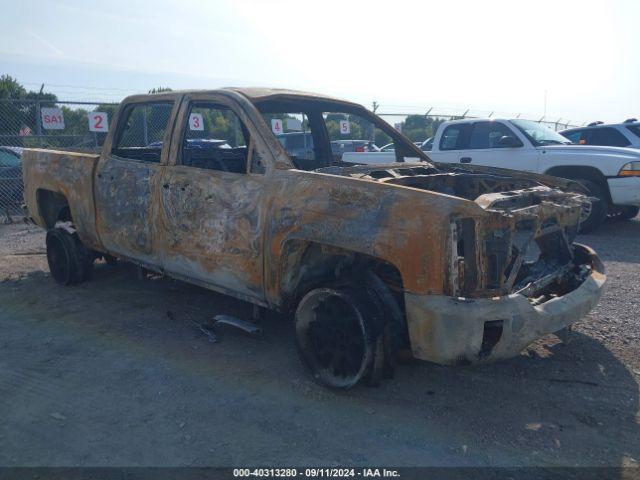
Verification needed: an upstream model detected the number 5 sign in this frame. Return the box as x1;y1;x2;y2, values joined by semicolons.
88;112;109;132
339;120;350;135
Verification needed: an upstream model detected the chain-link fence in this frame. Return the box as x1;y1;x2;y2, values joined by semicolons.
375;105;584;142
0;99;119;150
0;99;119;220
0;146;23;218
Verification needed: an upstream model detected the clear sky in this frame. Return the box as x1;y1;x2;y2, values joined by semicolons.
1;0;638;124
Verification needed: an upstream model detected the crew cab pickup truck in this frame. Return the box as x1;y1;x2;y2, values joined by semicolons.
22;89;605;388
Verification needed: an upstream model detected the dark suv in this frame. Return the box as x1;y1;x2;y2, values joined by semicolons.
561;119;640;149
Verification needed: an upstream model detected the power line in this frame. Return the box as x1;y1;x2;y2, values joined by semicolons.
21;81;137;93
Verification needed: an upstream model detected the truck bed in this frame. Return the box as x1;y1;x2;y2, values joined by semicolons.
22;148;102;250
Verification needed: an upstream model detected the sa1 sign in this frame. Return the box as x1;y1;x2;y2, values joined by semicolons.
88;112;109;132
271;118;283;135
189;113;204;131
41;107;65;130
340;120;350;135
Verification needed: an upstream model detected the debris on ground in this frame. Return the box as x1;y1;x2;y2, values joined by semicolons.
213;314;262;335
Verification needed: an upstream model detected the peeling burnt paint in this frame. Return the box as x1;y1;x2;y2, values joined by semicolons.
21;88;606;366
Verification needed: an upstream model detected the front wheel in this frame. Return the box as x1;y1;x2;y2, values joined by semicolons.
295;286;382;389
576;179;608;233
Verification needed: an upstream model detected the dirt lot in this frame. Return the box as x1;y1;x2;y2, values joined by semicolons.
0;218;638;468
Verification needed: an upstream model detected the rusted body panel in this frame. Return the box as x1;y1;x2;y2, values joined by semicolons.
21;88;606;366
263;168;486;301
22;149;101;250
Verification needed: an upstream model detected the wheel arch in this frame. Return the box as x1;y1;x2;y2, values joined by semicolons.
36;189;72;229
544;165;612;204
276;239;406;318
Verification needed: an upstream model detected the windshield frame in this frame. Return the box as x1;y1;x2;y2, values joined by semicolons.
252;96;433;169
511;119;571;147
626;124;640;139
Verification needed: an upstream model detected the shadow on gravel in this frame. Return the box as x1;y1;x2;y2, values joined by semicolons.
0;262;638;468
385;332;640;469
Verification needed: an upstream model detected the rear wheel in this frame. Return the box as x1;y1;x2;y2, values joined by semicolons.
295;285;383;389
576;179;608;233
46;227;93;285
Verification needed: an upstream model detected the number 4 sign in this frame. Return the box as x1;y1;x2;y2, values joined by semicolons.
88;112;109;132
271;118;283;135
189;113;204;131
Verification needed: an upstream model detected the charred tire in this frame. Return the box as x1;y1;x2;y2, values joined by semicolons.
577;179;608;233
46;228;93;285
295;285;383;389
614;206;639;221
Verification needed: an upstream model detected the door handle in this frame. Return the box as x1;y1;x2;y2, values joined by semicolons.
460;157;472;163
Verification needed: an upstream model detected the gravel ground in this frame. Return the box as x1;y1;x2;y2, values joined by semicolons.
0;218;638;468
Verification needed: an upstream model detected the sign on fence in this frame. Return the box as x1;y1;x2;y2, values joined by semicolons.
271;119;283;135
88;112;109;132
41;107;65;130
189;113;204;131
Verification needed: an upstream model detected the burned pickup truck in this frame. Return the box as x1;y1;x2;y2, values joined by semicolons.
22;88;605;388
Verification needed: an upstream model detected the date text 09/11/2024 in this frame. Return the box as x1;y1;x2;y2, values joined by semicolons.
233;468;400;478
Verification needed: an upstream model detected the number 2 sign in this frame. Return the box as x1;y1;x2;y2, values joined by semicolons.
189;113;204;131
88;112;109;132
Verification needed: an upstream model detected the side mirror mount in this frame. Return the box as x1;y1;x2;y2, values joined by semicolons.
497;135;523;148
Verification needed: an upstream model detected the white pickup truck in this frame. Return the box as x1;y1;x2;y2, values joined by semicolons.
344;118;640;232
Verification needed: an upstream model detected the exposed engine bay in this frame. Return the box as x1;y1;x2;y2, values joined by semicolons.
318;163;593;304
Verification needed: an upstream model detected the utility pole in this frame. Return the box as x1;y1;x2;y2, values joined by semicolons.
35;83;45;145
371;101;379;143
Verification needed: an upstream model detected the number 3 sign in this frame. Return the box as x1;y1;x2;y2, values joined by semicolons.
88;112;109;132
189;113;204;131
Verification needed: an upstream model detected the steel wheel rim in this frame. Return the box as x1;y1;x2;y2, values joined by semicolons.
580;200;593;224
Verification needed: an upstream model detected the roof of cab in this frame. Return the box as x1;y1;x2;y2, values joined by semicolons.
127;87;359;107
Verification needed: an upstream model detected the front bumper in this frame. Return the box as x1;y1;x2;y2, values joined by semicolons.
404;244;606;365
608;176;640;206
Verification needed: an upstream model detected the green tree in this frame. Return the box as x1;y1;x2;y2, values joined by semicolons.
0;75;60;146
0;74;26;99
397;115;447;143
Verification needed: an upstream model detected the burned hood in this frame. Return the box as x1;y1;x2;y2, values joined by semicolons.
315;161;589;253
316;161;588;195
